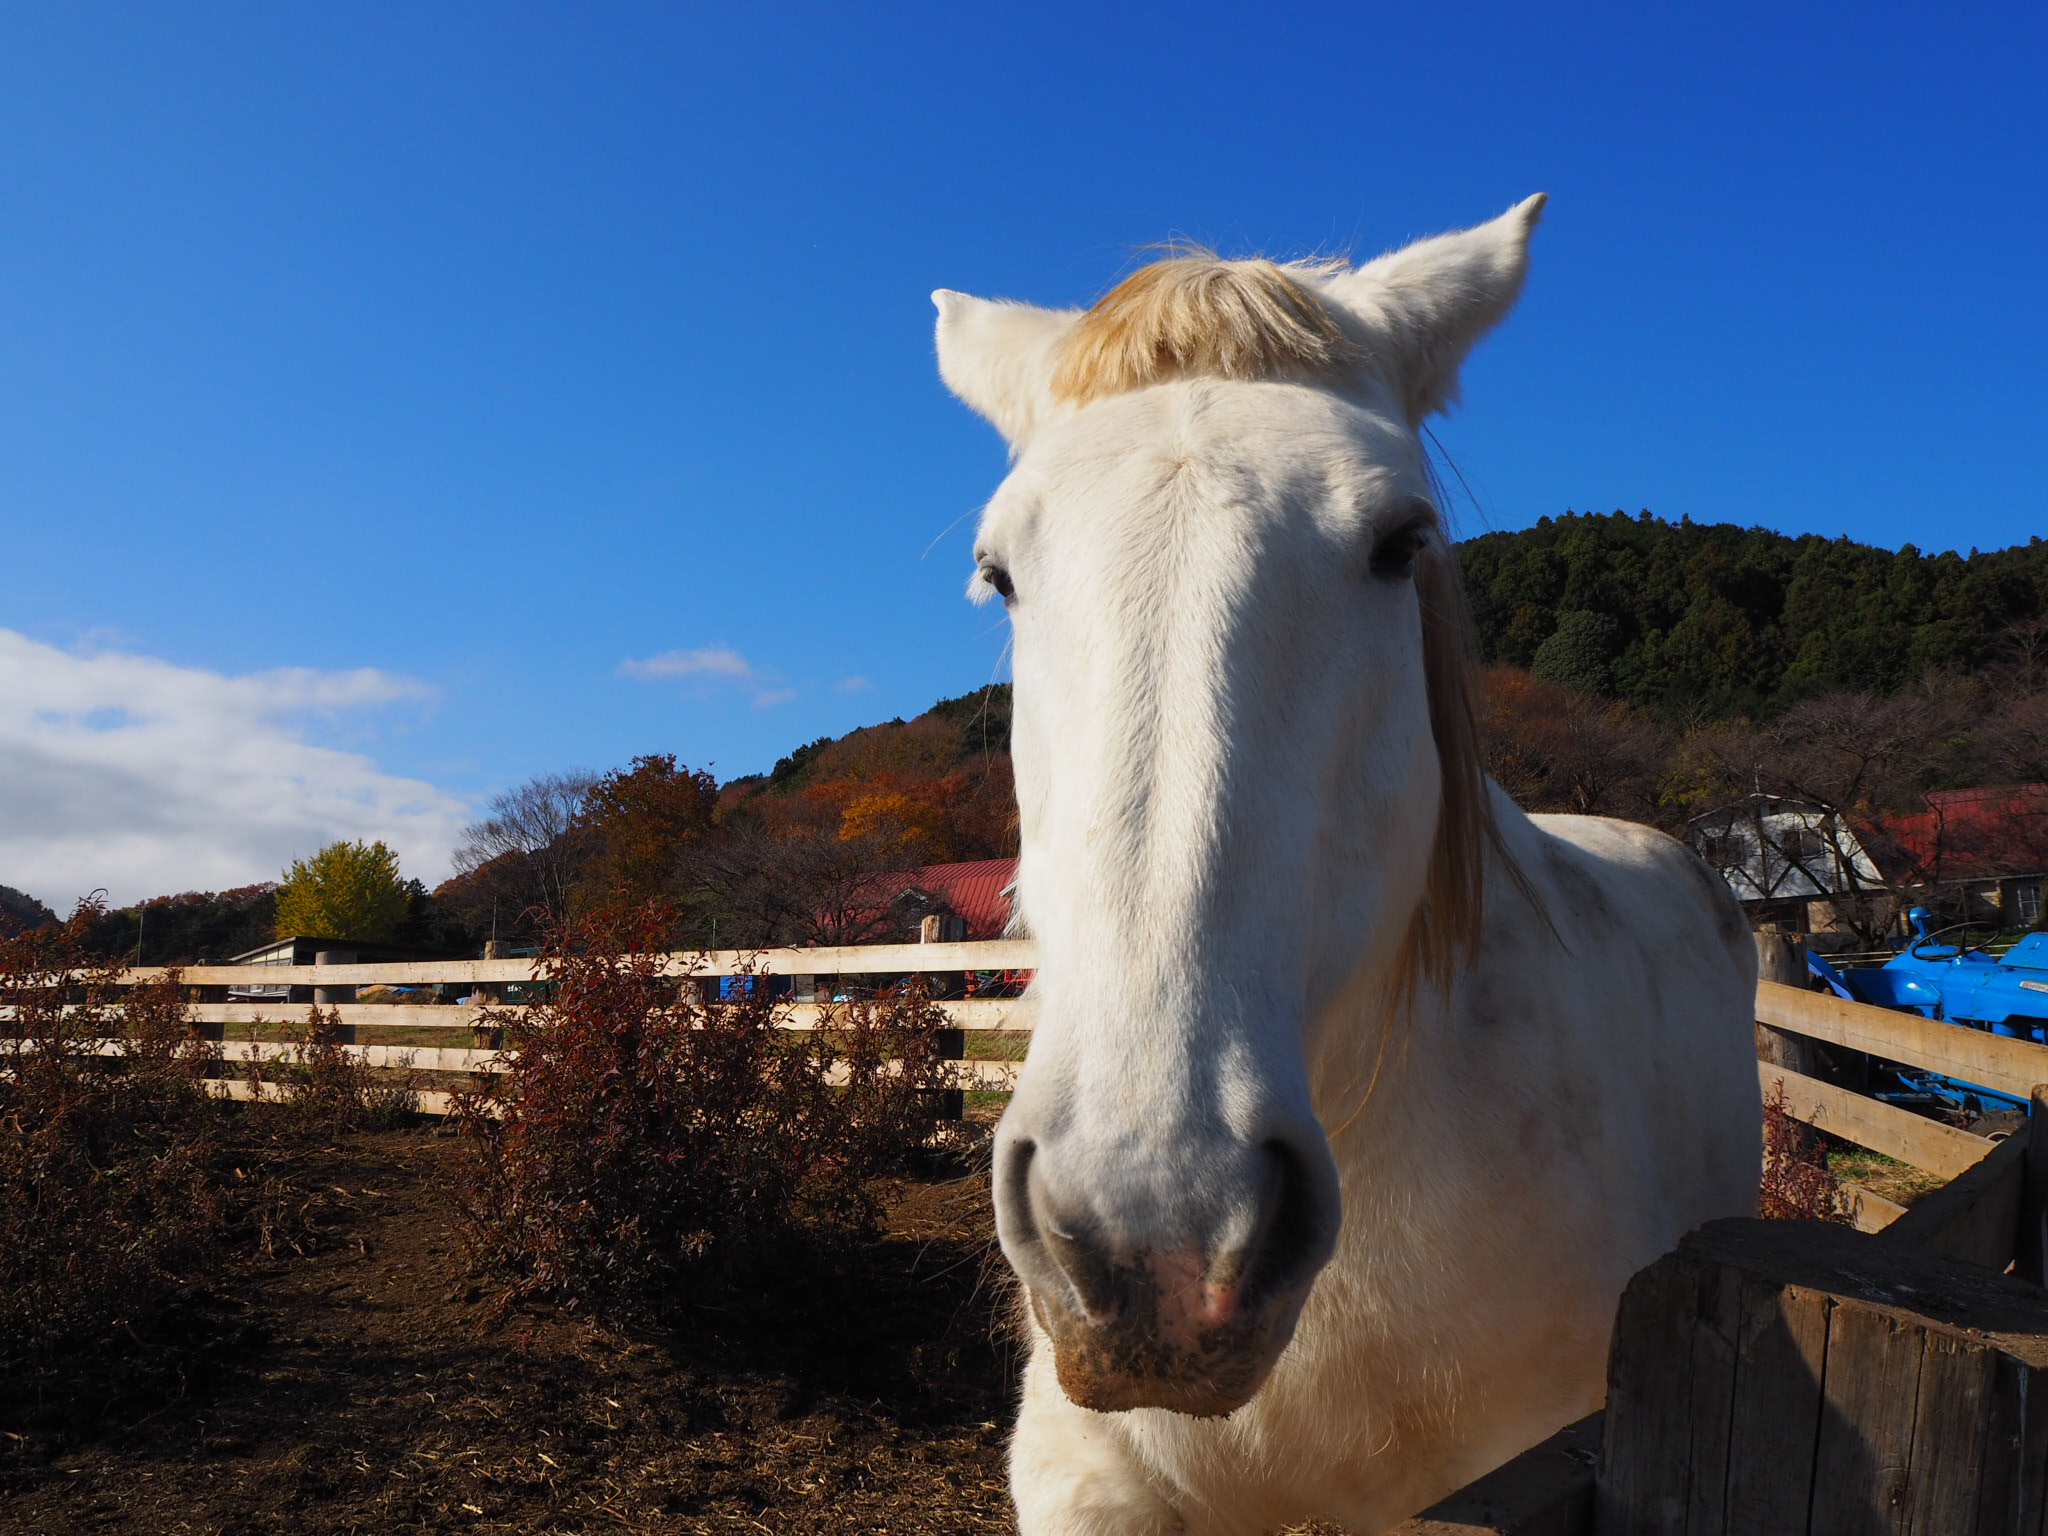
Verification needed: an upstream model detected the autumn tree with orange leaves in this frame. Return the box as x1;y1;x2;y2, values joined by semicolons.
574;755;719;911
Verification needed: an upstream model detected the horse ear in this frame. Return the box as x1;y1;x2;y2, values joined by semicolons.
1329;193;1546;424
933;290;1081;446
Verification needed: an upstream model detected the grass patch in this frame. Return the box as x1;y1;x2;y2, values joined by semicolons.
1828;1147;1950;1208
962;1030;1032;1062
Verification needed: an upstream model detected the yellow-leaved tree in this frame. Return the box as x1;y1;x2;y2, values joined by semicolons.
273;839;411;942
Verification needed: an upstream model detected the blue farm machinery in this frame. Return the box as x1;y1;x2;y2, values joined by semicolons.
1807;908;2048;1118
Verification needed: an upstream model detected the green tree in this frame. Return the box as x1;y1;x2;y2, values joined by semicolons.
1530;611;1620;695
274;840;411;942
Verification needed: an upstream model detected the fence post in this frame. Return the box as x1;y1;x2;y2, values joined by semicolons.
1752;933;1816;1078
313;949;356;1044
468;939;510;1050
920;913;967;944
1600;1217;2048;1536
2021;1085;2048;1286
478;939;509;1004
312;950;356;1004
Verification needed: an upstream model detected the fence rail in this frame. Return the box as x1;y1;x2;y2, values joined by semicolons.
68;944;2048;1167
121;939;1038;990
160;997;1041;1034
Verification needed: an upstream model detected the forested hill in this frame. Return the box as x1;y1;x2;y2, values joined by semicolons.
1455;512;2048;722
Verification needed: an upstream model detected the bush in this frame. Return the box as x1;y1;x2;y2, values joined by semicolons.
1759;1080;1850;1222
455;903;956;1321
0;906;226;1368
241;1005;421;1133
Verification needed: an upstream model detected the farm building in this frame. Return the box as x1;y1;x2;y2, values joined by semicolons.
864;856;1018;942
223;934;472;1003
1877;783;2048;930
1686;793;1891;938
1689;784;2048;941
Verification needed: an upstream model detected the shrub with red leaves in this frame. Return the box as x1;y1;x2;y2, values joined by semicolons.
455;903;955;1320
1758;1079;1849;1222
0;902;226;1367
242;1004;421;1133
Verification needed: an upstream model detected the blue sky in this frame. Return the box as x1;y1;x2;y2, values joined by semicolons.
2;0;2043;904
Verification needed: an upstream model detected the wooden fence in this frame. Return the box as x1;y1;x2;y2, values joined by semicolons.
118;939;1038;1115
85;937;2048;1529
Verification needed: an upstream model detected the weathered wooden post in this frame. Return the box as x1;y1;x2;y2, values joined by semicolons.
471;938;510;1050
1598;1217;2048;1535
918;913;967;1119
477;938;510;1003
2018;1086;2048;1286
1753;932;1816;1078
920;913;967;944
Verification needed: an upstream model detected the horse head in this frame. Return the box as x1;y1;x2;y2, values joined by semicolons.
935;197;1544;1417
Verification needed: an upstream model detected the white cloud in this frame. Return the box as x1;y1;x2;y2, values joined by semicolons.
0;628;471;911
835;675;873;692
618;645;754;681
619;643;798;707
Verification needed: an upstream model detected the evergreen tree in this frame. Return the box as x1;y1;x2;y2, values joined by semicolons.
1456;514;2048;721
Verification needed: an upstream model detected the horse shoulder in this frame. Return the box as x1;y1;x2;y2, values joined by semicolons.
1456;808;1761;1225
1521;811;1755;977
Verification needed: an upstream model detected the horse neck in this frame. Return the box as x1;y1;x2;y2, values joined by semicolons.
1302;787;1535;1141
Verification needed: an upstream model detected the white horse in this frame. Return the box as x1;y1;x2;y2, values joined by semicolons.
932;196;1760;1536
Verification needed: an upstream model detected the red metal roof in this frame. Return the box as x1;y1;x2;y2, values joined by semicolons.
1878;784;2048;883
868;857;1017;939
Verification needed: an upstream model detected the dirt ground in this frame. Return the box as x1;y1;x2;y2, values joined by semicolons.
0;1126;1020;1535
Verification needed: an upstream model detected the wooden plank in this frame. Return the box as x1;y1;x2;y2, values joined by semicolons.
1762;1061;1995;1179
212;1042;1016;1091
1389;1413;1598;1536
18;1037;1019;1092
1757;978;2048;1102
189;1002;515;1031
1597;1251;1702;1536
1843;1183;1909;1233
119;938;1039;988
180;996;1041;1033
1882;1125;2029;1267
2021;1086;2048;1286
1808;1302;1922;1535
217;1040;504;1073
1972;1353;2048;1533
1903;1328;1996;1535
1723;1272;1831;1536
206;1077;465;1116
1684;1259;1744;1535
1620;1219;2048;1536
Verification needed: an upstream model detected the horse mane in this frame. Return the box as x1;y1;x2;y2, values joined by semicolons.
1403;544;1495;1005
1050;252;1362;404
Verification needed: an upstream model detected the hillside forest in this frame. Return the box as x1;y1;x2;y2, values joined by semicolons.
10;513;2045;958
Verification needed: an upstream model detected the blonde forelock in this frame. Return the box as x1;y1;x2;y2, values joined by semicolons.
1050;252;1362;404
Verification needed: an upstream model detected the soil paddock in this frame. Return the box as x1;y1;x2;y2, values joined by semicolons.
0;1126;1022;1535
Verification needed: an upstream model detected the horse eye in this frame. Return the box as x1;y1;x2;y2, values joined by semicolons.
1369;521;1431;580
978;563;1016;602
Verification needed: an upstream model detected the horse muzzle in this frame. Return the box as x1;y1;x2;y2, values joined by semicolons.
996;1130;1340;1417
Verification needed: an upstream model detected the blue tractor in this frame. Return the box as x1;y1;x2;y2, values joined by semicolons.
1806;907;2048;1118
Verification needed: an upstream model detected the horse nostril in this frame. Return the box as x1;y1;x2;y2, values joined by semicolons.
996;1134;1037;1243
1241;1137;1339;1309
